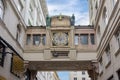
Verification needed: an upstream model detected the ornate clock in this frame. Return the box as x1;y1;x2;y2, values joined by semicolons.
52;32;68;46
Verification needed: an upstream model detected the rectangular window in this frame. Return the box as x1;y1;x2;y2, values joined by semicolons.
82;71;85;75
42;34;46;45
0;0;4;19
26;34;31;45
107;75;114;80
105;44;111;66
33;34;40;46
80;34;88;45
90;34;95;44
117;69;120;80
0;42;5;66
115;30;120;48
74;77;77;80
103;8;108;26
82;77;86;80
74;34;79;45
113;0;118;6
99;57;103;74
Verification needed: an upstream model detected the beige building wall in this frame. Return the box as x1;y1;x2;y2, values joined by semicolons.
89;0;120;80
0;0;48;80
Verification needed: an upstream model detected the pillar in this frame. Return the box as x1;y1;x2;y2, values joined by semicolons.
30;70;37;80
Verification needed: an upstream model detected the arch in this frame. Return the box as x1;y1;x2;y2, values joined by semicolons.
102;7;108;25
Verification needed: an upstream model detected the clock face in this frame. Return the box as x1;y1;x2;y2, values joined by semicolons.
52;32;68;46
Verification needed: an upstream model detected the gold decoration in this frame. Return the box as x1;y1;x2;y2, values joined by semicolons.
12;55;24;73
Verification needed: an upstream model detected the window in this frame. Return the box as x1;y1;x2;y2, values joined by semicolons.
74;34;79;45
26;34;31;45
82;77;86;80
42;34;46;45
95;2;98;10
117;69;120;80
99;57;103;74
105;44;111;66
0;0;4;19
103;7;108;25
115;29;120;48
17;1;23;12
97;26;101;37
16;24;21;42
0;42;5;66
108;75;114;80
113;0;118;6
90;34;95;44
80;34;88;45
33;34;40;46
74;77;77;80
82;71;85;75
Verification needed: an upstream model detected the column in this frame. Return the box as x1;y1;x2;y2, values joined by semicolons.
45;27;50;49
30;70;37;80
4;48;12;80
44;27;51;60
70;26;75;49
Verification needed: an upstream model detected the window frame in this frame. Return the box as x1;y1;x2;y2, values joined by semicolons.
80;34;88;45
0;41;5;67
33;34;41;46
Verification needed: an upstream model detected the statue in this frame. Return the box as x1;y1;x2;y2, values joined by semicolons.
46;14;51;27
71;14;75;26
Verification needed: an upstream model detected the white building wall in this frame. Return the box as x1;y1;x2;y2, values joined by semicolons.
69;71;91;80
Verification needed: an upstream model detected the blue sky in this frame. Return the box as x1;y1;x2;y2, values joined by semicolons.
57;71;69;80
46;0;89;25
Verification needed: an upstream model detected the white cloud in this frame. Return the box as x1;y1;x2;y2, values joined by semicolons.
47;0;89;25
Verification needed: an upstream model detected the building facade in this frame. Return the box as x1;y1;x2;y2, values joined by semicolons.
36;71;60;80
0;0;48;80
24;14;97;80
69;71;91;80
89;0;120;80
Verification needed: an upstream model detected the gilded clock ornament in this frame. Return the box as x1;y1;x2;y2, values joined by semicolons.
52;32;68;46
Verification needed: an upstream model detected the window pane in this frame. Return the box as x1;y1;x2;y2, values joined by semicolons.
108;76;114;80
26;34;31;45
0;0;4;19
0;42;5;66
74;34;79;45
80;34;88;45
33;34;40;46
82;77;86;80
42;34;46;45
117;70;120;80
90;34;95;44
105;44;111;65
74;77;77;80
0;45;3;63
82;71;85;75
115;30;120;48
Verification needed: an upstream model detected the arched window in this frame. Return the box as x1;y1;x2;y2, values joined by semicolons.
103;7;108;25
0;0;4;19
